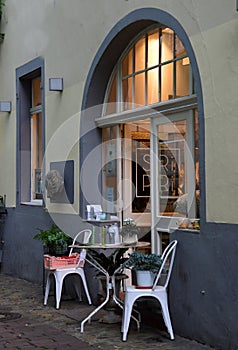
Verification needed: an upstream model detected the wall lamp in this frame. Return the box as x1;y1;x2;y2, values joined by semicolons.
49;78;63;91
0;101;11;112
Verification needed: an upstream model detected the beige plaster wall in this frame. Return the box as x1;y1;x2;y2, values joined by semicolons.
0;0;237;222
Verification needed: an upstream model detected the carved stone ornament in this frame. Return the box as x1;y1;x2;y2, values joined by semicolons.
45;170;64;198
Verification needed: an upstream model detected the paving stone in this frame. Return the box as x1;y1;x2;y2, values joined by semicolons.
0;273;212;350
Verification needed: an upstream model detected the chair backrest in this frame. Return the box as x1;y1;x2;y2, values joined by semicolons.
152;240;178;290
69;229;92;256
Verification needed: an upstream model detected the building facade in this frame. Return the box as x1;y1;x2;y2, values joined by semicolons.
0;1;238;348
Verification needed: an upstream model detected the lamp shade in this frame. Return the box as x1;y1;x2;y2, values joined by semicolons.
49;78;63;91
0;101;11;112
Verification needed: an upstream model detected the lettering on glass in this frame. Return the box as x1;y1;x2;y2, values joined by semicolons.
136;148;150;197
160;143;180;197
132;140;150;213
132;139;183;213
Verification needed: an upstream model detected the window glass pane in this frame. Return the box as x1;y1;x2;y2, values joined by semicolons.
161;63;173;101
32;78;41;107
104;25;194;112
158;120;187;216
31;112;42;199
105;75;117;115
102;127;118;214
122;77;133;110
147;68;159;105
134;73;145;107
175;35;186;58
161;28;173;63
135;36;145;72
131;136;150;213
122;49;133;76
176;58;190;98
147;29;159;68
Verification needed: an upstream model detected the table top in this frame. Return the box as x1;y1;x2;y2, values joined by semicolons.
69;241;150;249
83;219;120;225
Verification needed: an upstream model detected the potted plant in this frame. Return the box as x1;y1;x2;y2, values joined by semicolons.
120;218;139;245
122;251;163;287
33;224;73;256
88;248;128;299
88;248;128;277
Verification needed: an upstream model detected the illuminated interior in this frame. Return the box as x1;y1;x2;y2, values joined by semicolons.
106;26;191;113
31;77;43;200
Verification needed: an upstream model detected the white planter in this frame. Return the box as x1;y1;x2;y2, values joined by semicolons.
136;270;154;287
122;230;138;245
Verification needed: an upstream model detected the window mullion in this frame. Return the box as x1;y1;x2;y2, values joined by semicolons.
117;65;122;113
173;33;176;99
159;28;162;102
132;45;135;108
145;33;148;106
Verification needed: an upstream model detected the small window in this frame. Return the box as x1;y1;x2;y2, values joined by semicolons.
17;58;44;205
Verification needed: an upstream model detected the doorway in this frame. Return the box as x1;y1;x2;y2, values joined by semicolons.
150;110;198;252
101;108;199;252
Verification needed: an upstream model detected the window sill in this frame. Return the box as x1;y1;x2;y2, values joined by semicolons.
170;227;200;234
21;200;43;207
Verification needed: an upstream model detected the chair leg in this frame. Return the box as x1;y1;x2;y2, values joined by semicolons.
79;271;92;305
160;298;174;340
44;272;51;306
122;298;134;341
55;274;64;309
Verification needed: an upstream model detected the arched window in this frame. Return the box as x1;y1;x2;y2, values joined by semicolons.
104;25;193;115
97;24;199;252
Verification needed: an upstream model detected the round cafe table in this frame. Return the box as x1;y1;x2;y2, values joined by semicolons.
68;241;150;332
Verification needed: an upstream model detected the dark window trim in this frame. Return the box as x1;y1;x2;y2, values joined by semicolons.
16;57;45;205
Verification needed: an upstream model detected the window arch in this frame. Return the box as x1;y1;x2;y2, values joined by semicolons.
100;24;199;247
80;9;204;233
104;25;194;115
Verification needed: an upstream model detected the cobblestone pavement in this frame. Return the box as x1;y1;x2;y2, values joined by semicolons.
0;274;213;349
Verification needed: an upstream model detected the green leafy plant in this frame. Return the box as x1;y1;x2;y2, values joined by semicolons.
122;251;162;274
88;248;128;276
0;1;5;16
34;224;73;255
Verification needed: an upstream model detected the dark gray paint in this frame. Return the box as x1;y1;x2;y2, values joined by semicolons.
16;57;45;204
170;227;238;349
1;206;53;283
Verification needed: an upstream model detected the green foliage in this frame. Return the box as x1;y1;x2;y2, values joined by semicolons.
0;1;5;43
33;224;72;255
0;1;5;16
88;248;128;276
122;252;162;273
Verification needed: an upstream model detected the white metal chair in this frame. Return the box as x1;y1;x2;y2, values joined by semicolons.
121;240;178;341
44;229;92;309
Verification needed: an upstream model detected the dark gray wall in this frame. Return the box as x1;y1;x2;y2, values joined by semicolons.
1;206;52;283
170;226;238;349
